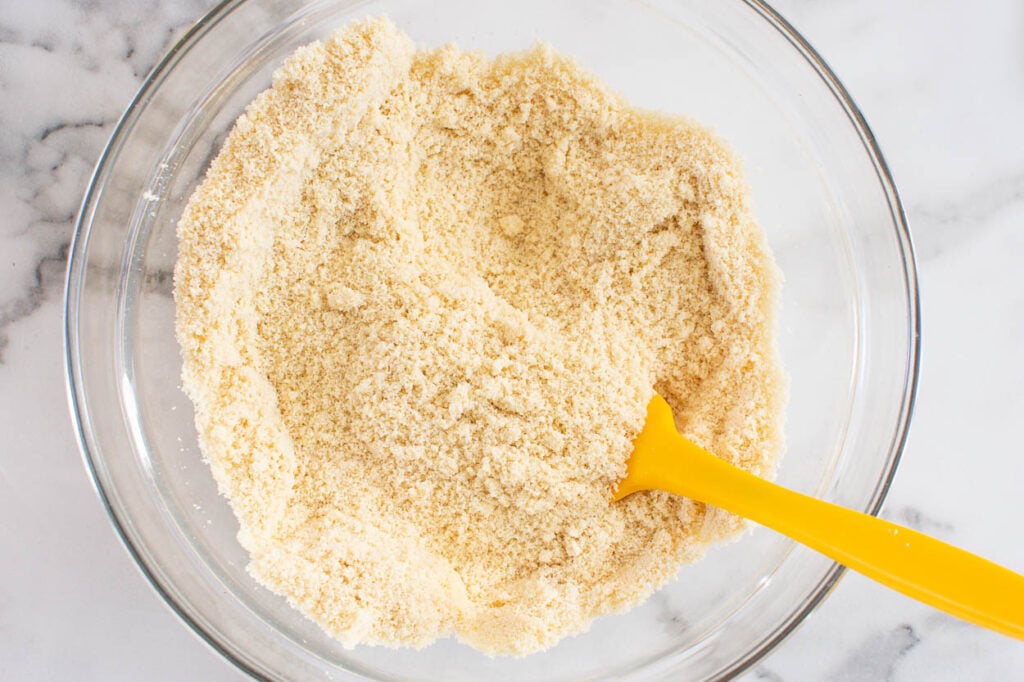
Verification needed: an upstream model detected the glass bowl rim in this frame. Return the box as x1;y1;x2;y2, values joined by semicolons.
63;0;921;679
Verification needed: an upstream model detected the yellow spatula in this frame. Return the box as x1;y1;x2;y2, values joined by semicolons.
614;394;1024;640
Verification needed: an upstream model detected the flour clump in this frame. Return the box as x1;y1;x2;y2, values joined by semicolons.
175;16;785;655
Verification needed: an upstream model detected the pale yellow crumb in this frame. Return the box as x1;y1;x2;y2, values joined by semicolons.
174;15;785;657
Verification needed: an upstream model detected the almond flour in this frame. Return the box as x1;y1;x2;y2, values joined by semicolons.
175;16;785;656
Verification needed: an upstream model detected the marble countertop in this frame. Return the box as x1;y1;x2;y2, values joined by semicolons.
3;0;1023;679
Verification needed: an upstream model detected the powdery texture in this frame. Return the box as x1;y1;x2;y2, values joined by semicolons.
175;17;785;656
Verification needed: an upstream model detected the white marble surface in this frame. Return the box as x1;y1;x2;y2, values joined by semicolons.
3;0;1023;679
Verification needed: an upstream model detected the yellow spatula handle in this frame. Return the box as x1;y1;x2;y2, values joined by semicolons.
657;433;1024;640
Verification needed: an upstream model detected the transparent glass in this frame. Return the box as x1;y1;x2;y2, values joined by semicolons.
65;0;919;679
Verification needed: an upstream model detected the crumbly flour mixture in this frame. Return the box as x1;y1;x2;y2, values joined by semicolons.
175;17;784;655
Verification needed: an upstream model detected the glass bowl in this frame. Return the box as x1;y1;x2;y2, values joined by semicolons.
64;0;919;679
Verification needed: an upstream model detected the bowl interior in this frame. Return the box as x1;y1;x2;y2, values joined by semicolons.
67;0;916;680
